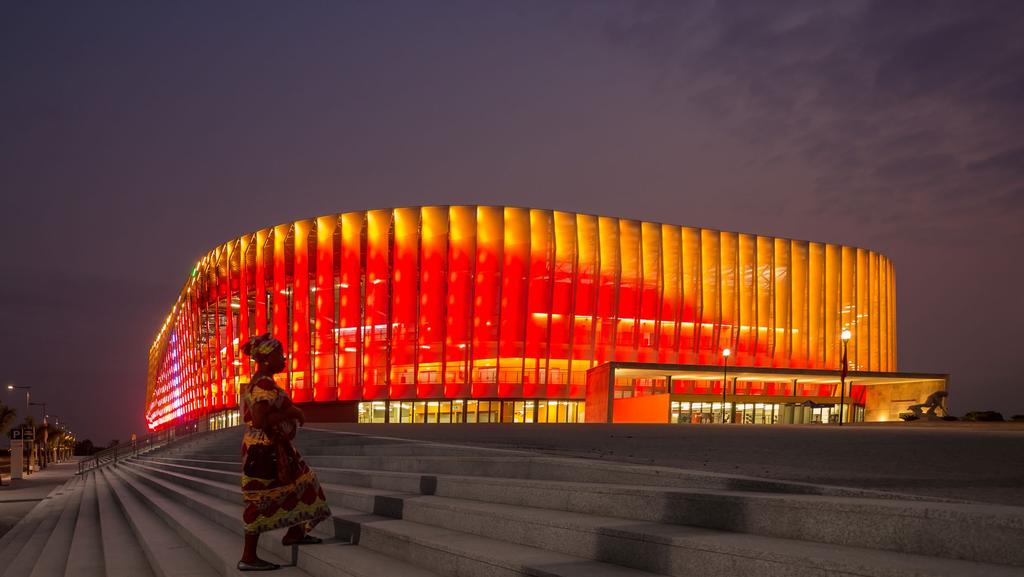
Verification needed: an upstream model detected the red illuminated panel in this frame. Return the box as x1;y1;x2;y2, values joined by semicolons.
363;210;391;400
472;206;502;398
271;226;289;389
390;207;419;400
445;206;474;399
498;207;529;398
524;209;552;398
417;207;447;399
547;212;575;398
237;235;252;382
254;229;269;336
290;220;312;403
337;212;363;400
313;216;336;401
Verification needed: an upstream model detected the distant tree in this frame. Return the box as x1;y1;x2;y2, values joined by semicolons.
73;439;96;456
0;403;16;436
107;439;120;449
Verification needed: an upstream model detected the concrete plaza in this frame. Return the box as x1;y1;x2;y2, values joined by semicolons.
310;421;1024;506
0;459;80;539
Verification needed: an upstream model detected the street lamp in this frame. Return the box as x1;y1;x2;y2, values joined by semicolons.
721;348;731;424
6;384;30;418
839;330;852;426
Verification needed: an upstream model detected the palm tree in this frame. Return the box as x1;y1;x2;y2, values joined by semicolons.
0;402;17;436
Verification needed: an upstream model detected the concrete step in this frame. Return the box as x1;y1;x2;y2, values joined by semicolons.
0;476;80;566
95;468;155;577
357;518;667;577
116;463;441;577
101;467;220;577
107;464;298;577
1;476;84;577
65;472;105;577
120;461;672;577
27;475;84;577
169;449;950;503
137;456;1024;567
126;458;1024;577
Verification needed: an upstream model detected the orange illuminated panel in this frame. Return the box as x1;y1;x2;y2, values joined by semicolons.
658;225;680;365
680;227;700;363
594;217;619;365
719;232;737;361
615;220;640;362
807;242;825;369
755;235;774;365
736;233;756;365
790;240;809;367
418;207;447;398
773;238;791;367
637;222;661;363
699;229;719;364
570;214;599;396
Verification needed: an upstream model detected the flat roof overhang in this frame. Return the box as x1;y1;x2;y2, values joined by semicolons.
594;362;948;387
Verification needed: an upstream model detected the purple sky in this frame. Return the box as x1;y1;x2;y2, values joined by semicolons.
2;1;1022;444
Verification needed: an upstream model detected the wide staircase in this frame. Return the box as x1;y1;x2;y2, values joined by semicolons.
2;426;1022;577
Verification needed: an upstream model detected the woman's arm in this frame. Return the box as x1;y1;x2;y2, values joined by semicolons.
266;404;305;427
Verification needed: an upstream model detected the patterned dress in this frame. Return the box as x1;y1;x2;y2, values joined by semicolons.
241;375;331;535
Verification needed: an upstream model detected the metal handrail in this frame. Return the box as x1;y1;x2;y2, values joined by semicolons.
76;421;209;475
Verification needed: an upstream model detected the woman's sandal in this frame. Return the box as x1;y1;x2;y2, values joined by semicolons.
237;559;280;571
282;535;323;546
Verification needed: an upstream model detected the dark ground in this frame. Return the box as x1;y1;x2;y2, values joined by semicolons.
309;421;1024;506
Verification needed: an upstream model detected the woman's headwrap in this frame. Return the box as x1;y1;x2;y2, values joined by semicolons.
241;333;282;363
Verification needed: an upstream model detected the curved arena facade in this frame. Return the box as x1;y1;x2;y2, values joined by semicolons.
146;206;919;431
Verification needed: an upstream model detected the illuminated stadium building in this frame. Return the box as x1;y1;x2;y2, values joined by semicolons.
146;206;947;430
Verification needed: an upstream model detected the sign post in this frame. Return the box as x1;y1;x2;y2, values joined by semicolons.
10;428;24;479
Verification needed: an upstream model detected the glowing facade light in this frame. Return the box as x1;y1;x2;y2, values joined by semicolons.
145;206;896;430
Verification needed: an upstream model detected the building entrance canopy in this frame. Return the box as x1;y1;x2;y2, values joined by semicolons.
585;362;947;424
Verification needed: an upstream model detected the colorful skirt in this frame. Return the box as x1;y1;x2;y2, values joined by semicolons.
241;429;331;535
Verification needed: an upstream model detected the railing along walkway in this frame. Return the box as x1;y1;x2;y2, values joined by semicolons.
77;424;212;475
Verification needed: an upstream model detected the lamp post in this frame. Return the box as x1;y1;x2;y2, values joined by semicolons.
839;330;852;426
721;348;731;424
6;384;30;419
7;384;32;475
